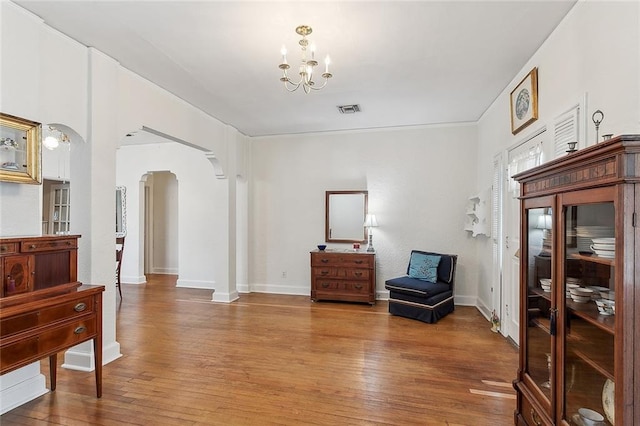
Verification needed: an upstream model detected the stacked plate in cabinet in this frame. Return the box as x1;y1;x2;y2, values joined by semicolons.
575;226;614;253
590;237;615;258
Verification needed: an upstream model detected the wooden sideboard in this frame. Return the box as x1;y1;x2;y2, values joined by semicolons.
0;235;104;398
310;250;376;305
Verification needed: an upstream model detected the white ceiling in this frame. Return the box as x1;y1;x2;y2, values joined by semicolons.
15;1;577;137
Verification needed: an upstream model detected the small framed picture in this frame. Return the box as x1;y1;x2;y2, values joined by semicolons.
510;67;538;135
0;113;42;184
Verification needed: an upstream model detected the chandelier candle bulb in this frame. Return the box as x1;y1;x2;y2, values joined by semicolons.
280;46;287;64
325;55;330;73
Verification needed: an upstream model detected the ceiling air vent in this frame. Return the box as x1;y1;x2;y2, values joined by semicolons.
337;104;361;114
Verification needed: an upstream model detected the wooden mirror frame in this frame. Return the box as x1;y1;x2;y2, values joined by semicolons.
325;190;368;243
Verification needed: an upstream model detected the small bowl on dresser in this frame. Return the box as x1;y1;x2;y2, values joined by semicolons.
317;244;327;251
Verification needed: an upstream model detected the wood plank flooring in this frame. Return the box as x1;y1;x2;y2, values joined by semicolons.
2;275;518;425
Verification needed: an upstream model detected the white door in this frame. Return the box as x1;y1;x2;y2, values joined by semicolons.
501;128;546;344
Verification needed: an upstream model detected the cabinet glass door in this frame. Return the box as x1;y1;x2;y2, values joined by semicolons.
525;206;554;403
562;202;615;425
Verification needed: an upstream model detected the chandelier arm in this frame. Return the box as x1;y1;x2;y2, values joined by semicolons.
308;77;331;91
283;79;302;92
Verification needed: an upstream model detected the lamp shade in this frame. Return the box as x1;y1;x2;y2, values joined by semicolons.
364;214;378;227
537;213;552;230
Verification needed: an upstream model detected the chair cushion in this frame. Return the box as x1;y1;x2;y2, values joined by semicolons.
406;251;455;284
385;276;450;298
408;252;441;282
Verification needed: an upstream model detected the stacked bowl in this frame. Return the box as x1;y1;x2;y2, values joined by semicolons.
595;299;615;315
539;278;551;293
569;286;593;303
590;237;615;258
575;226;614;253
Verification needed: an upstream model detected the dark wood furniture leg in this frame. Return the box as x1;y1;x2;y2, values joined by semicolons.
49;353;57;391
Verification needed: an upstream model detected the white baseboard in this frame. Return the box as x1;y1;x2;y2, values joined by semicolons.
212;290;239;303
152;267;178;274
62;341;122;371
453;294;476;306
0;363;48;415
249;283;309;296
475;297;493;321
121;274;146;284
176;278;215;289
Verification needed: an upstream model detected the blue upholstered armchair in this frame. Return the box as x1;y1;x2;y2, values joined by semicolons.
385;250;458;323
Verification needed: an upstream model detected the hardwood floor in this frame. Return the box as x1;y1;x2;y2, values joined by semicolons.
2;275;518;425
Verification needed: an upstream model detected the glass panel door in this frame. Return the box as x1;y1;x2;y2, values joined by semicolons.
525;205;554;402
563;202;615;425
49;183;70;234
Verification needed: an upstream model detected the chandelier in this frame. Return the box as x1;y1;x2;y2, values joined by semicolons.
279;25;332;93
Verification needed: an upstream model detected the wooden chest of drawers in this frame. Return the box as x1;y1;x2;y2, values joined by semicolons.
310;250;376;305
0;282;104;397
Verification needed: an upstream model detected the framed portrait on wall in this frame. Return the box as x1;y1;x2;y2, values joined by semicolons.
510;67;538;135
0;113;42;184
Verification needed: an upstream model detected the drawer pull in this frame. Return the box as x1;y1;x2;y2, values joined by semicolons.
74;325;87;335
66;241;72;245
321;259;329;263
321;283;329;288
0;246;6;252
320;270;329;275
355;260;363;264
355;284;363;289
531;409;542;426
74;302;87;312
30;244;37;249
354;272;362;277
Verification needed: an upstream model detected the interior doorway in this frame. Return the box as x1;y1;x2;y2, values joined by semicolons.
499;127;546;345
142;171;179;277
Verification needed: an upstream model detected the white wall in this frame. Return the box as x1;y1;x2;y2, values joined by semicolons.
151;171;179;274
116;143;229;291
0;1;246;412
250;124;480;304
474;0;640;317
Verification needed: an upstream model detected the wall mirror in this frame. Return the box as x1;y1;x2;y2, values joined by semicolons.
325;190;367;243
116;186;127;237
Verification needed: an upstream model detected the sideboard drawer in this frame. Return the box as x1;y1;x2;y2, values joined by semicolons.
21;238;77;253
1;317;96;372
38;318;97;353
0;337;39;371
0;243;18;255
0;294;94;338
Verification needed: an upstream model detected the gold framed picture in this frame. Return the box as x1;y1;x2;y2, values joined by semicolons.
0;113;42;184
510;67;538;135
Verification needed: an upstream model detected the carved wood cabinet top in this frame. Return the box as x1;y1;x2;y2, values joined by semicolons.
514;134;640;199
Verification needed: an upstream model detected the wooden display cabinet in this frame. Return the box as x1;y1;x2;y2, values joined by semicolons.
512;135;640;425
